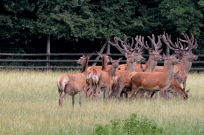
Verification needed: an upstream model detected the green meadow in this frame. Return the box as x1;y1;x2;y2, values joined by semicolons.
0;70;204;135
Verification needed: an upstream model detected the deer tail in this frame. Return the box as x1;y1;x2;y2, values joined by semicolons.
57;74;70;93
91;69;99;85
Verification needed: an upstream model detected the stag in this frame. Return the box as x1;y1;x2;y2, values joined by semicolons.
132;34;163;98
57;53;92;107
109;34;146;70
154;33;197;89
109;35;146;99
152;33;197;98
128;53;189;100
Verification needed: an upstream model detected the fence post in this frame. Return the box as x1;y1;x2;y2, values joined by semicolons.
92;41;107;66
107;42;110;54
46;35;50;70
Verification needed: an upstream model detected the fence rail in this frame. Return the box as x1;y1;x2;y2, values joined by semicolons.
0;53;203;71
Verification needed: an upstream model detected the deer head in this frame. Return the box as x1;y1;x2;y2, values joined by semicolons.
125;52;135;64
109;57;123;69
173;71;184;83
109;35;146;62
77;53;87;65
97;52;110;63
139;34;163;61
163;53;180;65
182;88;190;100
179;33;198;61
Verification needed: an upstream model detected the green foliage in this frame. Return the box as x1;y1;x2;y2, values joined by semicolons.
91;113;163;135
159;0;203;35
0;0;204;54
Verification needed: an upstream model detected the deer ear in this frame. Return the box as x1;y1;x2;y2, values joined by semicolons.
118;57;123;62
158;49;163;53
83;52;87;57
186;89;190;93
109;57;113;63
88;51;95;58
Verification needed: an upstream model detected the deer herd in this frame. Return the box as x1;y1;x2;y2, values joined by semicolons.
57;32;198;107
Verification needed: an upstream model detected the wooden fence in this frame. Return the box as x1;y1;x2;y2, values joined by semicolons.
0;53;203;71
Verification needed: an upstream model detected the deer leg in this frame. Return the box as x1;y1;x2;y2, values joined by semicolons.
87;81;94;98
58;87;63;99
159;88;168;99
135;89;146;99
145;91;154;99
128;87;139;99
84;85;90;98
103;88;106;99
79;90;82;107
87;86;93;98
93;85;100;99
116;84;125;99
72;95;75;107
104;88;109;99
59;93;69;107
109;84;116;98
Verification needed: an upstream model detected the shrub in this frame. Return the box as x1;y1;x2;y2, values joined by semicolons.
91;114;163;135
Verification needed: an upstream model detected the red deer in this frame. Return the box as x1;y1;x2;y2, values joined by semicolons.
109;35;146;70
108;35;146;98
111;51;137;99
85;52;111;98
154;33;198;89
128;53;188;100
57;53;92;107
93;57;122;99
152;33;197;98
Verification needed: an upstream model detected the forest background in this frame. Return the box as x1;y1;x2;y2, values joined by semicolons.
0;0;203;54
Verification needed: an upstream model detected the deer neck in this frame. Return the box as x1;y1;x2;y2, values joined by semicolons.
102;56;108;71
183;57;192;73
145;55;157;72
127;61;135;73
163;60;174;82
107;65;117;76
81;57;89;74
177;56;191;74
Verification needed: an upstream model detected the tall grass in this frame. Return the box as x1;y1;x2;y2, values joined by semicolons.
0;70;204;135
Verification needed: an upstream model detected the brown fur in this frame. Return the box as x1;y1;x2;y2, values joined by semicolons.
93;57;122;99
110;52;136;99
85;53;111;97
57;53;91;107
128;54;186;99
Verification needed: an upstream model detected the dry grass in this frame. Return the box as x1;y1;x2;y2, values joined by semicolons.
0;70;204;135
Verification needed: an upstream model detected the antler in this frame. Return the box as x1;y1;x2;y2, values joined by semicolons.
179;33;198;51
134;35;144;53
147;34;162;51
109;34;136;54
108;37;129;54
122;34;135;51
161;32;189;51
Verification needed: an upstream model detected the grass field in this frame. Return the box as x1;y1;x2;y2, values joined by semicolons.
0;70;204;135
